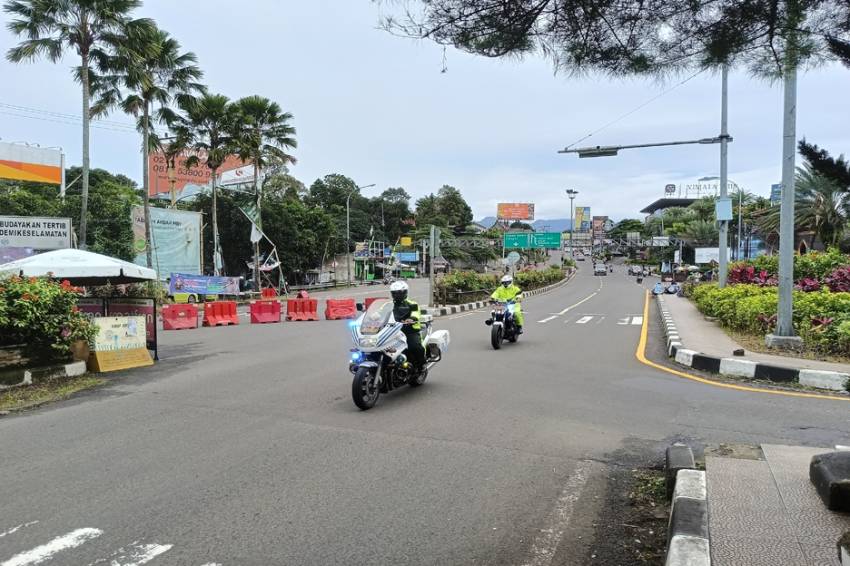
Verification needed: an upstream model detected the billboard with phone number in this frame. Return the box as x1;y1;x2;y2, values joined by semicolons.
497;203;535;221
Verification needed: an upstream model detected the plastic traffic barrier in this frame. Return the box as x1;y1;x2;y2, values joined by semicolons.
250;300;281;324
162;303;199;330
325;298;358;320
261;287;277;299
203;301;239;326
363;297;384;311
286;298;319;321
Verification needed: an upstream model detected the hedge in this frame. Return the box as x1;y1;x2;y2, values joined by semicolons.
435;267;565;304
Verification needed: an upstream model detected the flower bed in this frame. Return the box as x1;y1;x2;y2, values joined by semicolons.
0;276;96;364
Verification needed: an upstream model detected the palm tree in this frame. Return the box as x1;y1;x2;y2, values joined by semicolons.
755;166;850;249
682;219;719;247
233;95;297;287
172;93;237;275
93;25;204;268
4;0;150;249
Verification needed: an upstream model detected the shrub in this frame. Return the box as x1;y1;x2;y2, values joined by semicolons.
0;276;96;361
825;266;850;292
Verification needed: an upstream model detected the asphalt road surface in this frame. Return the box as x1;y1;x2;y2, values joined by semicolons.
2;265;849;565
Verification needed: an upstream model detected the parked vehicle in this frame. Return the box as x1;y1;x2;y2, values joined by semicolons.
485;299;521;349
348;299;450;410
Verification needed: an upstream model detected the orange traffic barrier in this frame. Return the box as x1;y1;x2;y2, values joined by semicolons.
162;304;199;330
250;300;281;324
325;298;358;320
203;301;239;326
261;287;277;299
286;298;319;321
363;297;384;311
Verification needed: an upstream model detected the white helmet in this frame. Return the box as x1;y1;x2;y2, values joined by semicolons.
500;274;513;287
390;280;409;302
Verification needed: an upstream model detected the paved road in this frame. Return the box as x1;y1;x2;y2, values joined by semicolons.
2;265;849;565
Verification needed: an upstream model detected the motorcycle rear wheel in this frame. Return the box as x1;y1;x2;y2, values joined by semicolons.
491;325;503;350
352;366;379;410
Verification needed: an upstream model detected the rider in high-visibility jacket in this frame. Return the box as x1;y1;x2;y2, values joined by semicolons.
491;274;524;332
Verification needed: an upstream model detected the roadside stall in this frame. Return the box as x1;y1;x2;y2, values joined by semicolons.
0;249;159;370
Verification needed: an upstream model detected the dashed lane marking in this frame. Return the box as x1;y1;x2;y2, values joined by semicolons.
2;528;103;566
575;316;593;324
0;522;38;539
537;315;557;324
88;542;173;566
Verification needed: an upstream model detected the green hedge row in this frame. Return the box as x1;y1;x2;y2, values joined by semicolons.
689;283;850;355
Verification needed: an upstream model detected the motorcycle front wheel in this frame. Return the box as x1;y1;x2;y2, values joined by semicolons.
409;366;428;387
352;366;379;410
491;325;503;350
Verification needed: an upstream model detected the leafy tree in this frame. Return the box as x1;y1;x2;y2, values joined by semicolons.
372;187;412;243
264;172;306;201
755;165;850;248
4;0;152;249
414;193;442;226
509;221;533;230
828;37;850;68
92;24;204;268
415;185;473;230
798;140;850;191
172;93;239;274
307;174;359;210
682;220;719;247
608;219;644;239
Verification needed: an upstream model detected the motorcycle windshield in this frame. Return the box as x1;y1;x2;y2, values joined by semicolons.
360;299;393;335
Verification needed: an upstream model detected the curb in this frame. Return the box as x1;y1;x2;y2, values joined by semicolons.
655;295;850;393
423;269;576;318
664;443;711;566
0;360;87;390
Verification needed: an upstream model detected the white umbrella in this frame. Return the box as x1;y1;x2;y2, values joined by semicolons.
0;249;157;285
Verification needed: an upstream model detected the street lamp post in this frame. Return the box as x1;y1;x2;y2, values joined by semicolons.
346;183;376;285
565;189;578;258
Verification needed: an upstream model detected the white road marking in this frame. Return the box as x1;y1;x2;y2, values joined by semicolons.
199;563;223;566
631;316;644;325
87;542;173;566
521;461;594;566
557;291;598;315
0;522;39;539
575;316;593;324
537;315;557;324
2;528;103;566
446;312;476;320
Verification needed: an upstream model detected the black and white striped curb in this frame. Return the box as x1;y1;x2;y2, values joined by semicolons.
0;360;87;390
424;269;577;318
665;443;711;566
656;295;850;392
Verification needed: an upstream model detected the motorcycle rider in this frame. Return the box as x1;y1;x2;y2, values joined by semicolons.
491;274;524;334
389;280;426;372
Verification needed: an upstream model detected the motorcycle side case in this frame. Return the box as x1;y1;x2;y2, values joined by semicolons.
426;329;451;352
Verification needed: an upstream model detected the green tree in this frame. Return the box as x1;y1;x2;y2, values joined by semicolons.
682;220;719;247
4;0;151;249
608;219;644;240
798;140;850;191
436;185;473;228
93;24;204;268
172;93;239;275
233;95;297;286
373;187;412;243
264;172;306;201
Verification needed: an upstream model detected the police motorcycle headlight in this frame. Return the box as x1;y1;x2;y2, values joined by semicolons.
360;337;377;348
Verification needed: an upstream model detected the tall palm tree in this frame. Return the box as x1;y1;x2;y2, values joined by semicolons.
755;166;850;249
682;219;719;247
93;25;204;269
172;93;237;275
233;95;297;287
4;0;150;249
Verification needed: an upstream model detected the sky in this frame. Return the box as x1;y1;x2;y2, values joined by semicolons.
1;0;849;222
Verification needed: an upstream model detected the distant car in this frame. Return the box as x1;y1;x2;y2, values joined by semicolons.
575;254;586;261
594;264;608;276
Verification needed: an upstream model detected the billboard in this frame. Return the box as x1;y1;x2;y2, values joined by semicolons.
147;150;247;199
0;142;62;185
169;273;240;295
132;206;202;279
497;203;535;221
574;207;591;231
592;216;608;238
0;215;72;250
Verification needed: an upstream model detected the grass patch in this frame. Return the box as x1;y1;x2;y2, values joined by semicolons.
729;330;850;364
625;469;669;564
0;374;105;413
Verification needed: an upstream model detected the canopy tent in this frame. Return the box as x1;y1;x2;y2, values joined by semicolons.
0;249;157;285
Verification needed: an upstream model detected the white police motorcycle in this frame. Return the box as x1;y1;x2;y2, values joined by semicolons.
348;299;450;410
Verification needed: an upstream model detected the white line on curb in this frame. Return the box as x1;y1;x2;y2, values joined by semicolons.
2;528;103;566
520;461;594;566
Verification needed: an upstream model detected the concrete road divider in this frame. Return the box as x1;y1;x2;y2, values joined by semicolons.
203;301;239;327
250;300;281;324
325;298;358;320
286;298;319;321
162;304;199;330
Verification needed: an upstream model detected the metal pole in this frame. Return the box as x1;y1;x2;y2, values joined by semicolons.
346;191;352;285
776;62;798;337
737;189;744;261
60;152;66;199
718;64;730;288
429;225;435;306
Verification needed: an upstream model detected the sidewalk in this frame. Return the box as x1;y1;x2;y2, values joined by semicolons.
662;293;850;374
707;444;850;565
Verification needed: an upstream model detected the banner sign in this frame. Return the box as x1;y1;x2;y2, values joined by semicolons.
169;273;240;295
88;316;153;372
0;142;62;185
695;247;733;264
497;203;535;221
574;207;591;232
147;150;246;197
132;206;202;279
395;251;419;262
0;215;72;250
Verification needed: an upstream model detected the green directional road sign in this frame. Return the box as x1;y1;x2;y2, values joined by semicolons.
531;232;562;249
503;233;531;249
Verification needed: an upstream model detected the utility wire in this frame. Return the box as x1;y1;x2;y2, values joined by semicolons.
0;101;138;132
0;109;138;134
563;68;708;150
